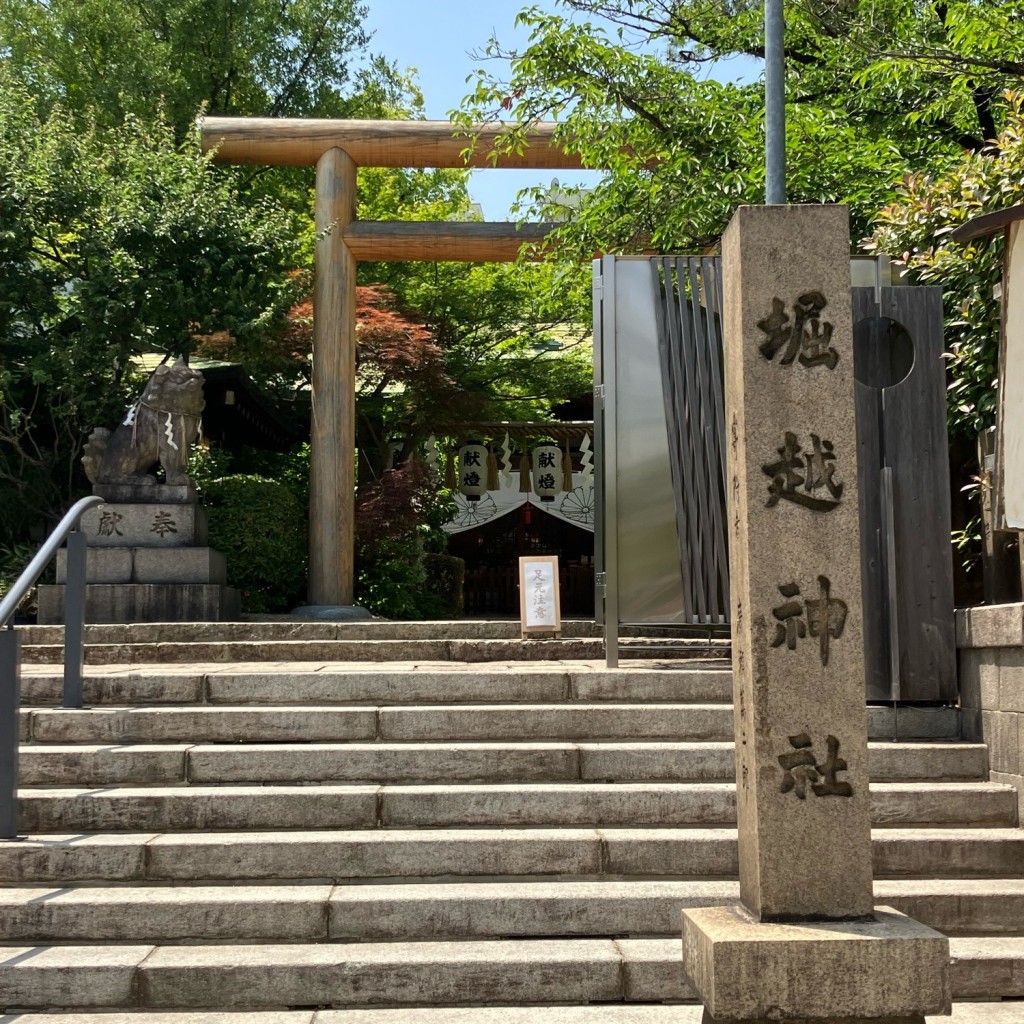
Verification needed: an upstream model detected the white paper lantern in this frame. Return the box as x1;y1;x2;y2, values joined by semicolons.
532;444;561;502
458;444;489;501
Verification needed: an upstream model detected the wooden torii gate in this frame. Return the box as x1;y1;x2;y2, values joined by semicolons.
200;118;584;613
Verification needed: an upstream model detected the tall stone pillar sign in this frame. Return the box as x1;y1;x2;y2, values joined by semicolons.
681;206;950;1024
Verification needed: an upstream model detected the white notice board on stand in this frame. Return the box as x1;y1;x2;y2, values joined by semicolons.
519;555;561;638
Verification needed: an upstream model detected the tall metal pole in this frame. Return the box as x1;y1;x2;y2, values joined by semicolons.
765;0;786;204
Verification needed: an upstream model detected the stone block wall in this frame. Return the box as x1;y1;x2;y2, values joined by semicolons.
957;603;1024;822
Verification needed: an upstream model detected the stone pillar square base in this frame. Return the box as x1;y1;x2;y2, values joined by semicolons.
682;905;950;1023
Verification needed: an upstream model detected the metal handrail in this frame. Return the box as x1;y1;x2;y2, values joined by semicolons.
0;496;104;626
0;494;104;839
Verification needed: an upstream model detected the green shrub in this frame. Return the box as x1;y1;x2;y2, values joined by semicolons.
421;552;464;619
187;445;233;494
355;539;423;619
203;474;307;612
231;444;311;508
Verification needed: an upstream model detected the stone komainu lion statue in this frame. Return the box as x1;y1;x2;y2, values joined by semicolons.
82;361;205;487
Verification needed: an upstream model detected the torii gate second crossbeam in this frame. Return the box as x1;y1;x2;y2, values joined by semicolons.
200;117;585;614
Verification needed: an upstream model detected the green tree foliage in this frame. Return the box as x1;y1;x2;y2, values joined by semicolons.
352;258;591;482
868;92;1024;439
454;0;1024;258
203;263;593;485
369;260;593;422
358;165;478;223
356;164;593;447
0;0;415;233
0;0;404;132
0;69;302;544
556;0;1024;151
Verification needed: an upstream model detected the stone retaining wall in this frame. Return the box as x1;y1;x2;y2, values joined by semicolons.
957;602;1024;821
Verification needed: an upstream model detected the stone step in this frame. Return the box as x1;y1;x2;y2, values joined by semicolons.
2;827;1023;885
1;879;1022;943
341;878;1024;941
0;937;1018;1010
18;703;962;744
15;661;961;736
18;664;734;707
319;878;1024;941
18;705;733;743
16;620;617;644
21;744;192;786
17;741;990;786
0;1005;1016;1024
20;637;723;666
14;781;1017;833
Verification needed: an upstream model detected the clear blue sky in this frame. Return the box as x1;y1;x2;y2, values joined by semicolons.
362;0;606;219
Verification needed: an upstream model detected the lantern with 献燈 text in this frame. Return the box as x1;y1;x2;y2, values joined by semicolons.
532;444;561;502
458;444;488;501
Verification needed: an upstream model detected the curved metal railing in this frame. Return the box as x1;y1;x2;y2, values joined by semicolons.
0;494;104;838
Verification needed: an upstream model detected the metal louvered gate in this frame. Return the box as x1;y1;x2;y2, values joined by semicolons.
594;256;730;666
652;256;730;627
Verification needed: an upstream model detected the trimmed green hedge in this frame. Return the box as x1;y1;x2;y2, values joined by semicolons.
203;474;307;612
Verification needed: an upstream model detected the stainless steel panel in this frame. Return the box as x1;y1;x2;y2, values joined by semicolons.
610;258;687;624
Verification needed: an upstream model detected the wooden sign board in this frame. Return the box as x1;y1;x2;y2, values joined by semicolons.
519;555;561;638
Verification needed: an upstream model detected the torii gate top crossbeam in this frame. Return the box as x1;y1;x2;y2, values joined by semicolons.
199;117;585;170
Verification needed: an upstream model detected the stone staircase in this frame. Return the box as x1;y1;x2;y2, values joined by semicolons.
15;620;713;665
1;621;1021;1022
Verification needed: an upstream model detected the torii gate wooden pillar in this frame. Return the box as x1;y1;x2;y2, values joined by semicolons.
200;118;583;611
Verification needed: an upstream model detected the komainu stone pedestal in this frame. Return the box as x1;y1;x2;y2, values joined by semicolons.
38;493;239;623
682;905;950;1024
